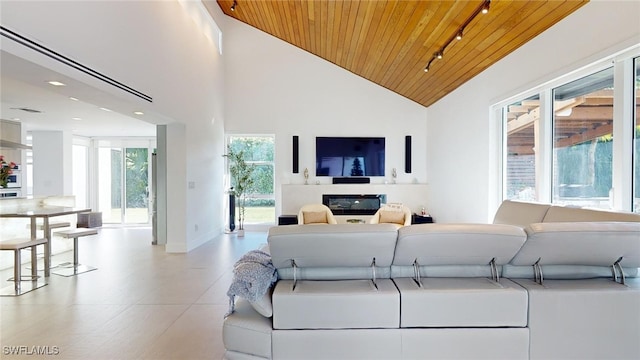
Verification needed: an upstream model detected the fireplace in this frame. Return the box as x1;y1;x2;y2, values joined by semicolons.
322;194;386;215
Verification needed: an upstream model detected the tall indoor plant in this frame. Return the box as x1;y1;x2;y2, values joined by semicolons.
225;145;255;235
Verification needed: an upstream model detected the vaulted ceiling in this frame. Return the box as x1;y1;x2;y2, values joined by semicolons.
214;0;588;107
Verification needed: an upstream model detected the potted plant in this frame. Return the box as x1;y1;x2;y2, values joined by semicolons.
0;155;16;188
224;145;255;236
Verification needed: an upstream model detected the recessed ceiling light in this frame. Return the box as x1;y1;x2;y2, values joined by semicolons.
133;111;144;115
72;117;82;121
47;81;66;86
11;117;20;121
69;97;79;101
99;107;112;112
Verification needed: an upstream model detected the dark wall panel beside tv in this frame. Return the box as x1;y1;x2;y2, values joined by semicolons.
316;137;385;177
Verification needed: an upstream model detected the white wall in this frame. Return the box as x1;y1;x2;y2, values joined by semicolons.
223;18;428;218
1;1;227;252
31;131;73;196
427;0;640;223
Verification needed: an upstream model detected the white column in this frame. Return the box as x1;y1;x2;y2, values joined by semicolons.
163;123;188;253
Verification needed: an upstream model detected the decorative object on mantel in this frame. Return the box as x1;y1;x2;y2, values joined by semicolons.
304;167;309;185
0;155;16;188
224;145;255;236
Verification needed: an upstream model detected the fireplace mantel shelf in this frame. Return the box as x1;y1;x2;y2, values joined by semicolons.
281;183;429;220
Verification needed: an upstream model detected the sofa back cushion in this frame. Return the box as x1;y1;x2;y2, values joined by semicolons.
542;206;640;223
268;224;398;279
510;222;640;269
492;200;551;227
392;224;526;278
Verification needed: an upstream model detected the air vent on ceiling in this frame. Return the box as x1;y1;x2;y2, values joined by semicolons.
1;26;152;103
10;107;42;113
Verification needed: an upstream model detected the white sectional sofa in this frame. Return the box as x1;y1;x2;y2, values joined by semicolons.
223;201;640;359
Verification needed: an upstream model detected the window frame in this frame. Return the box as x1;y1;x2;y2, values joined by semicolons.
495;46;640;212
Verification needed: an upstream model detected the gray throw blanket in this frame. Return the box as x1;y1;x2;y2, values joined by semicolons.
226;249;277;317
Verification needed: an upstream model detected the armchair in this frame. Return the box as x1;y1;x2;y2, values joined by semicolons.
369;203;412;227
298;204;338;224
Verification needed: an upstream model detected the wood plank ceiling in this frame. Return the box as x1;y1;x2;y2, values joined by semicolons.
212;0;588;108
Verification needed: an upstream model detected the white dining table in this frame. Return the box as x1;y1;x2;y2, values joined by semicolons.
0;206;92;277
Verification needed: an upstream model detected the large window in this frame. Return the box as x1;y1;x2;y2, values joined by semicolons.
552;68;614;209
227;135;275;225
501;50;639;212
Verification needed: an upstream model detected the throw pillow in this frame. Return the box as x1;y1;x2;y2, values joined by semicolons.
379;210;405;225
249;289;273;317
303;211;327;224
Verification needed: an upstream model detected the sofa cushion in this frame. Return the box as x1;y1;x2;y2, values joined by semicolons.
268;224;398;270
223;299;272;359
394;224;527;266
513;278;640;360
272;279;399;329
302;211;327;224
542;206;640;222
401;328;529;360
378;210;405;225
272;329;402;360
492;200;551;227
394;277;528;328
511;222;640;267
249;290;273;317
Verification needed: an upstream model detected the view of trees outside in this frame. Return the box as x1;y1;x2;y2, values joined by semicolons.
552;68;614;209
109;148;149;210
125;148;149;209
228;136;275;224
101;147;150;224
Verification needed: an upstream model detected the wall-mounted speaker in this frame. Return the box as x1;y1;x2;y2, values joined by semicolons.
292;135;299;173
405;135;412;173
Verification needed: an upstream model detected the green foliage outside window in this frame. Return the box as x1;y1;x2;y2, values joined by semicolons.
228;137;274;195
556;136;612;197
126;148;149;208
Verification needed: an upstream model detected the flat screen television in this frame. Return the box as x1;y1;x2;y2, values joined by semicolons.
315;137;385;177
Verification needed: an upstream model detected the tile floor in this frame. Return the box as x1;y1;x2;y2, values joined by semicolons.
0;227;266;360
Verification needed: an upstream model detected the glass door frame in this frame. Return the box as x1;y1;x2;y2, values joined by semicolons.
93;138;156;225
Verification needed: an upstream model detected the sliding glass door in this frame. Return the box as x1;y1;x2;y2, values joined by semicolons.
97;142;153;224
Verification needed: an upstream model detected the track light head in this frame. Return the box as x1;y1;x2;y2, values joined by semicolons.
435;51;443;59
231;0;237;12
423;66;429;73
482;1;490;14
456;30;463;41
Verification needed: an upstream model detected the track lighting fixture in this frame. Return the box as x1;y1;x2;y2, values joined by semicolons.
231;0;237;12
482;1;490;14
422;0;490;74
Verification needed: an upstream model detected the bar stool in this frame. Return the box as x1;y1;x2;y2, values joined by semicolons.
0;238;48;296
52;228;98;276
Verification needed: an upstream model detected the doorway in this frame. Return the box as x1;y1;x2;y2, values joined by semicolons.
97;144;154;225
